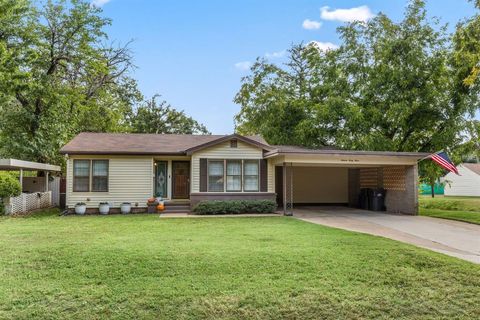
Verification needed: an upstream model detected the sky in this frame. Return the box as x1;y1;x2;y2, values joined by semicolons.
93;0;477;134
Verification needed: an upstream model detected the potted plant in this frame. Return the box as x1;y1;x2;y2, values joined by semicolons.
75;202;87;215
120;202;131;214
99;202;110;215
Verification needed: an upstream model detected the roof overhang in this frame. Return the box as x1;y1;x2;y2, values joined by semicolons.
61;151;186;156
266;151;430;167
0;159;61;171
185;133;275;155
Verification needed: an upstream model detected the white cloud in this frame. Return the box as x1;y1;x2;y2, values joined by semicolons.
320;5;374;22
91;0;111;7
265;50;286;59
308;41;339;51
302;19;322;30
234;61;252;71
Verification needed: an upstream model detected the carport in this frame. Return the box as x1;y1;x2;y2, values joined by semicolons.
266;147;428;216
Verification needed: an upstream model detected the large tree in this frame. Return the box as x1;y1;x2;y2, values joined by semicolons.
235;0;479;154
131;95;209;134
0;0;142;165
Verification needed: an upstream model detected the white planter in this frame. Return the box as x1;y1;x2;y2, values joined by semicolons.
99;203;110;215
75;204;86;215
120;203;131;214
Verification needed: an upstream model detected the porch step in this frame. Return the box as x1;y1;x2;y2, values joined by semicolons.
162;204;191;213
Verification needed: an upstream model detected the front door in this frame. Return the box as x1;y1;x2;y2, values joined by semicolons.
172;161;190;199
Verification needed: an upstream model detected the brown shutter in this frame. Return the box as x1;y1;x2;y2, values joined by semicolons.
260;159;268;192
199;158;207;192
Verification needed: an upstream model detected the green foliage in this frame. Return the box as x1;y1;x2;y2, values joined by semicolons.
0;174;21;214
193;199;277;215
131;95;210;134
0;0;209;168
0;173;21;199
234;0;479;155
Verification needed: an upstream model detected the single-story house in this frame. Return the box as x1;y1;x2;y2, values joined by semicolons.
444;163;480;197
60;133;428;214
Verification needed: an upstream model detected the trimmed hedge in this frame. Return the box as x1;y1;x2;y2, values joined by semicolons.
193;199;277;215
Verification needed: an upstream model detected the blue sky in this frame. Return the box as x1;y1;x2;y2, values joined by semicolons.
94;0;476;134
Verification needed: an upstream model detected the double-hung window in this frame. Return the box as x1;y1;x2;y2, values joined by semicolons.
73;160;91;192
92;160;109;192
226;160;242;191
73;159;109;192
208;160;224;192
243;160;259;191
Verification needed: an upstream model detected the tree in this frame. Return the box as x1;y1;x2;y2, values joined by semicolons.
235;0;479;155
0;0;141;165
131;95;209;134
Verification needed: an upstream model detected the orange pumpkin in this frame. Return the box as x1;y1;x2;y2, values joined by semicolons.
156;203;165;211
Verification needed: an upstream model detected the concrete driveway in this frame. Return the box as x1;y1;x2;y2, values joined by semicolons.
293;206;480;264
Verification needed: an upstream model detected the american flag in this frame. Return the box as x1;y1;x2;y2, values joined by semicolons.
429;151;459;175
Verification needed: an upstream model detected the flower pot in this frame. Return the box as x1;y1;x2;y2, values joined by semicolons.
99;203;110;215
75;204;86;215
120;202;131;214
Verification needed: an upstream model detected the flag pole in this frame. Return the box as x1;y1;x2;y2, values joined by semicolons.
418;150;443;163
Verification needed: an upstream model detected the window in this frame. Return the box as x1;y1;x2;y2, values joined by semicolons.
226;160;242;191
73;159;109;192
208;160;224;192
243;160;259;191
73;160;90;192
92;160;109;192
230;139;237;148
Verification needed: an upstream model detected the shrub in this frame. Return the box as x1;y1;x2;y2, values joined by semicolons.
0;174;21;215
193;199;277;215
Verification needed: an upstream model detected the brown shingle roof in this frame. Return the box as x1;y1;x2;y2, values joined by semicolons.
60;133;270;155
463;163;480;175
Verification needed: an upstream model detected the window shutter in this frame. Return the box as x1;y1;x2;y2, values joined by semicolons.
199;158;207;192
260;159;268;192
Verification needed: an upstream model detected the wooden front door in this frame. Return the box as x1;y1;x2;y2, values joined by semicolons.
172;161;190;199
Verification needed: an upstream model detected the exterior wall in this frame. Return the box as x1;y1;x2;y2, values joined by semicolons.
66;155;153;209
444;165;480;197
190;192;276;208
22;177;47;193
291;166;348;203
385;165;418;215
190;140;265;193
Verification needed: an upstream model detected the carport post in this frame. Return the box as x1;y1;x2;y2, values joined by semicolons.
19;168;23;191
44;171;49;192
283;162;293;216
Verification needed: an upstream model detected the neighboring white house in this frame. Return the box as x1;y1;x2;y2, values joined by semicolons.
444;163;480;197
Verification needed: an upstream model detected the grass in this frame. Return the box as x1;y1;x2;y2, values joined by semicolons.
0;209;479;319
419;195;480;225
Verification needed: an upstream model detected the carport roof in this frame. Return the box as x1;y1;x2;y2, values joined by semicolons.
0;159;61;171
265;146;430;159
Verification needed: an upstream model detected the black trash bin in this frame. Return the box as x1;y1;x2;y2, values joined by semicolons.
359;188;372;210
370;188;386;211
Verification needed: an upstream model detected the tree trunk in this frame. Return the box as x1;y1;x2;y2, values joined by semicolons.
430;184;435;198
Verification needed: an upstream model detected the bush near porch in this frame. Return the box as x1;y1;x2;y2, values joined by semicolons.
193;199;277;215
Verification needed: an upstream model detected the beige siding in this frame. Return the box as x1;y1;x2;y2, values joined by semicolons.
444;165;480;197
292;167;348;203
191;141;264;192
66;155;153;208
267;158;275;193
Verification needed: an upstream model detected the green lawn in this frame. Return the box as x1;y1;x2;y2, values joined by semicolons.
419;195;480;224
1;210;479;319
